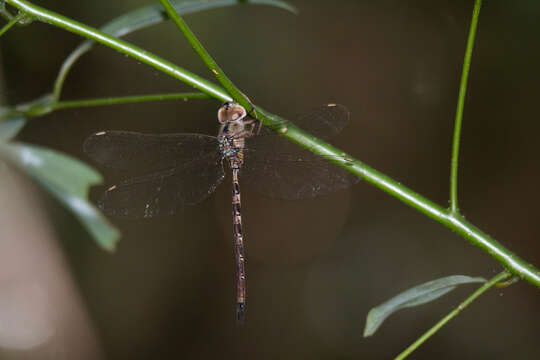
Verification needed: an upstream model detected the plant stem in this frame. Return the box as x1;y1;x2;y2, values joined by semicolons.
450;0;481;214
158;0;250;110
5;0;540;288
0;11;22;37
53;44;90;101
395;271;511;360
255;114;540;286
1;1;14;20
50;0;295;102
4;0;232;102
52;92;210;110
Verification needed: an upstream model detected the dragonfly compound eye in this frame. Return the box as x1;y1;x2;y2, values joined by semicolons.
218;102;247;123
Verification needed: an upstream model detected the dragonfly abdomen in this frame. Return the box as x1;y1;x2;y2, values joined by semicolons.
231;166;246;323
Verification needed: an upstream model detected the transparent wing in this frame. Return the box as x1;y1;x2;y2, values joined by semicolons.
99;152;225;218
290;103;349;139
242;150;359;199
242;104;356;199
247;104;349;152
84;131;219;173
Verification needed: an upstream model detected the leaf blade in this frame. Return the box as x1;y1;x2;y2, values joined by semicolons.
0;117;26;140
363;275;486;337
100;0;297;38
0;142;120;251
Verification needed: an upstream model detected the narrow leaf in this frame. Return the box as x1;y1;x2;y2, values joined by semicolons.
0;142;120;251
0;93;56;121
363;275;486;337
99;0;297;38
0;117;26;140
14;93;55;117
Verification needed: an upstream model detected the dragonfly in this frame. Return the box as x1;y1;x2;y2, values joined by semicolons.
84;102;359;322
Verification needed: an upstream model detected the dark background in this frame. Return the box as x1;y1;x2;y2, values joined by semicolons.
1;0;539;359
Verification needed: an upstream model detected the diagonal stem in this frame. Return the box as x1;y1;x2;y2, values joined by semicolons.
395;270;511;360
0;11;22;37
1;1;14;20
4;0;231;101
49;0;296;102
158;0;251;110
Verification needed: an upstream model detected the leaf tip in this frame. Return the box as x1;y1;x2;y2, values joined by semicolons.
102;238;119;253
363;308;381;337
96;225;121;253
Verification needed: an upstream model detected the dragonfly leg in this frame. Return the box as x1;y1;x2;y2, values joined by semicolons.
233;118;258;139
238;91;262;134
248;107;262;135
239;91;257;118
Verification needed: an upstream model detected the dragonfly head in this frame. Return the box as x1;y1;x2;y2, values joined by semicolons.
218;102;247;124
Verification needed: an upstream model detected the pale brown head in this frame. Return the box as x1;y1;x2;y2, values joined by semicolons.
217;102;247;124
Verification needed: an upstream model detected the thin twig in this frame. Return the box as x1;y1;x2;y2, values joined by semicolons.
450;0;482;213
158;0;251;110
52;92;210;110
0;11;22;37
395;271;511;360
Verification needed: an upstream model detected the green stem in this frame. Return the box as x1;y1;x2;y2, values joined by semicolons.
450;0;481;214
5;0;540;288
256;110;540;286
4;0;232;102
50;0;294;102
158;0;250;110
1;1;14;20
0;11;22;36
52;92;210;110
52;43;89;101
395;271;511;360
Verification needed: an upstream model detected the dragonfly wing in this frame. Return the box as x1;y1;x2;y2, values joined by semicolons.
247;104;349;152
84;131;219;172
242;150;359;200
99;152;225;218
291;103;349;139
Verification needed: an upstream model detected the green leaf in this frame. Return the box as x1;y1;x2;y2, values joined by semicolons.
0;117;26;140
98;0;297;38
363;275;486;337
0;142;120;251
0;93;56;122
14;93;55;117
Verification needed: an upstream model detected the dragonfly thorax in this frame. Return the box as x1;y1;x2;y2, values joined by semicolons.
217;102;252;168
218;134;244;168
219;135;238;156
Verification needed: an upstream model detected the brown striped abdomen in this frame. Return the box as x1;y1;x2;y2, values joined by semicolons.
231;165;246;322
